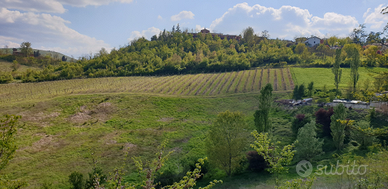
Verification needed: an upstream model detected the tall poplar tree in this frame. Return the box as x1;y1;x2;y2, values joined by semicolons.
254;83;273;132
332;49;342;93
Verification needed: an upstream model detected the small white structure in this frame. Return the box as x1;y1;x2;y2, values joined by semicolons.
305;37;321;47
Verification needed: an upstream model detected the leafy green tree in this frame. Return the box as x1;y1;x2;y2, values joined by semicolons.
292;85;300;100
298;84;305;99
20;42;32;57
68;171;84;189
242;27;254;45
0;115;21;170
327;36;338;47
350;121;376;150
332;49;342;93
250;131;295;175
291;114;311;136
0;115;26;188
307;82;314;97
295;121;324;161
206;111;249;176
254;83;273;132
347;45;361;94
330;104;347;151
294;43;306;54
85;167;106;189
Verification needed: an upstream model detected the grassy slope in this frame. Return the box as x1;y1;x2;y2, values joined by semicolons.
2;93;293;188
292;67;388;90
0;61;41;72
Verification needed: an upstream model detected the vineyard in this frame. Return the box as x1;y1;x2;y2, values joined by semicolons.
0;68;294;104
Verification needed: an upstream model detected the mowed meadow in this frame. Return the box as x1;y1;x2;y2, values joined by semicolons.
0;68;295;104
292;67;388;89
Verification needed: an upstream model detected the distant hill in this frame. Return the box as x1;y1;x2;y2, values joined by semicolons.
0;48;73;62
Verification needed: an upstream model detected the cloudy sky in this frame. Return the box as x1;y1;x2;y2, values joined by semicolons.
1;0;387;57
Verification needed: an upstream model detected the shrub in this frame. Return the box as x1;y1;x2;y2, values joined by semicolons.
295;121;324;161
291;114;311;136
246;151;268;172
315;108;334;137
68;171;84;189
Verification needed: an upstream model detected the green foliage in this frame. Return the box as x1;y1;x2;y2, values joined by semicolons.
295;121;324;161
292;84;305;100
332;49;342;93
0;71;13;84
291;114;311;136
330;104;347;151
254;83;273;132
250;131;295;174
206;111;249;176
68;171;84;189
85;167;107;189
20;42;32;57
275;175;316;189
0;115;20;171
344;44;361;93
350;121;376;150
307;82;314;97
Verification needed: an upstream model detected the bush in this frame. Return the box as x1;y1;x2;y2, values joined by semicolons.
315;108;334;137
68;171;84;189
291;114;311;136
295;121;324;161
0;72;13;84
246;151;268;172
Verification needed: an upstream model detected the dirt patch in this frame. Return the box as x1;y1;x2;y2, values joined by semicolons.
158;117;174;122
122;143;137;151
69;102;116;123
69;112;92;123
19;112;60;127
20;112;60;122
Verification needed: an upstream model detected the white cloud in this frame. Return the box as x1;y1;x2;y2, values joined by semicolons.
210;3;359;39
195;25;203;32
363;4;388;30
0;0;66;13
0;0;134;13
171;11;194;21
0;8;110;57
128;27;161;42
157;15;163;20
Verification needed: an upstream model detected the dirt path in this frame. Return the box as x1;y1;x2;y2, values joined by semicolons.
179;74;201;95
210;72;227;95
202;72;222;95
226;71;239;93
218;72;232;94
259;69;263;90
187;74;206;95
234;70;245;93
286;68;295;89
274;70;278;91
251;68;258;92
267;68;270;84
280;69;287;90
243;70;251;93
195;74;214;95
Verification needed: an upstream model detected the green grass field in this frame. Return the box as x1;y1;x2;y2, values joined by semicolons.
1;92;287;188
0;61;41;72
2;67;388;188
292;67;388;90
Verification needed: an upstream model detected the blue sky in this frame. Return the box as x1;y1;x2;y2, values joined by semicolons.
0;0;387;57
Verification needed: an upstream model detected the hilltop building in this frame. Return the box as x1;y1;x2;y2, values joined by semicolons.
191;28;241;41
304;36;323;47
